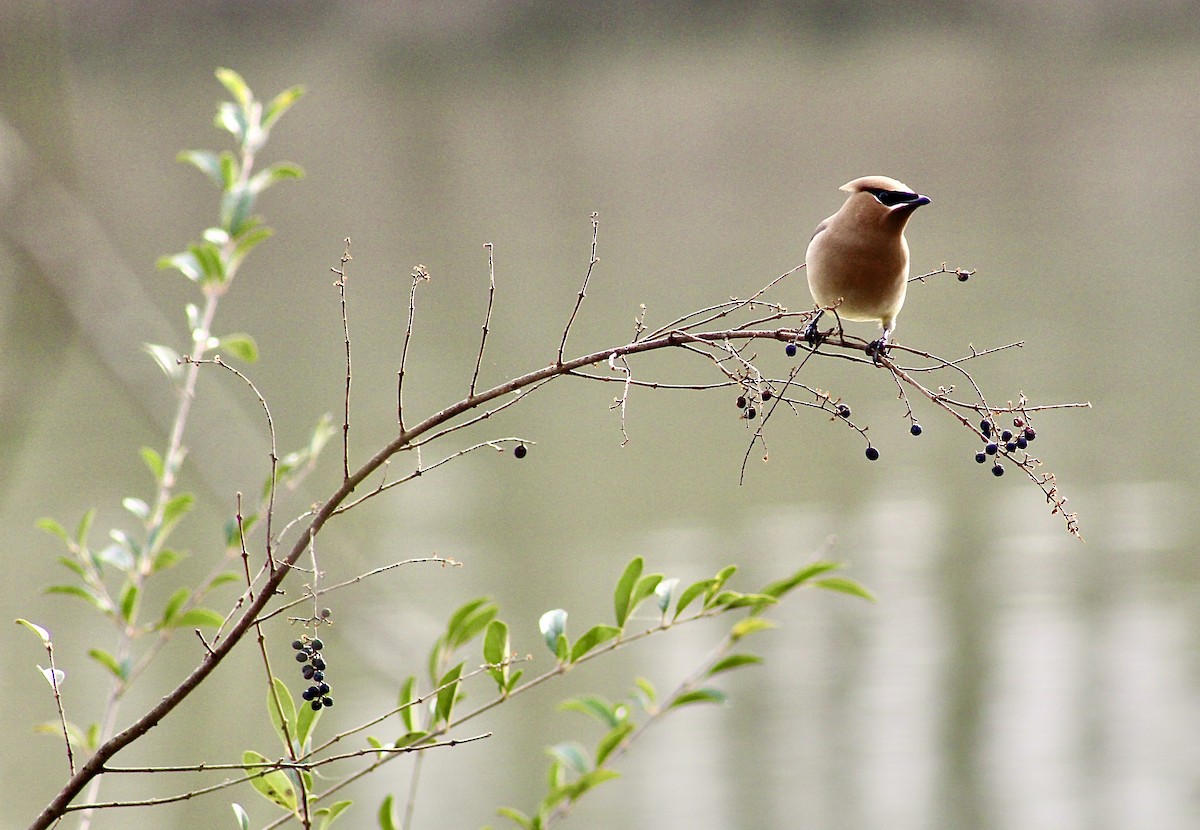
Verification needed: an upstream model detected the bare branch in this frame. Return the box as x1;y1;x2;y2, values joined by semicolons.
557;213;600;365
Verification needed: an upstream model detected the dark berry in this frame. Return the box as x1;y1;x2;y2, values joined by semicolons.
320;608;332;619
513;444;527;459
1014;418;1025;428
312;658;326;671
295;652;310;662
736;395;747;409
318;683;331;695
1005;442;1018;453
302;665;315;679
910;423;922;436
980;419;992;437
785;342;798;357
957;271;969;282
308;686;321;697
311;700;323;710
985;443;998;455
1001;429;1014;442
865;447;880;461
975;452;987;464
1024;427;1036;441
991;464;1005;477
745;407;757;419
321;697;333;707
302;688;314;700
1016;437;1028;450
761;389;773;401
311;670;324;682
837;404;851;418
291;640;305;650
309;639;323;651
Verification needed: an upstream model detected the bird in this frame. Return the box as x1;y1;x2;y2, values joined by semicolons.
803;175;930;359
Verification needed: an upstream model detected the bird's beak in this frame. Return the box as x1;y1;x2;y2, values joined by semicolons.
912;194;931;207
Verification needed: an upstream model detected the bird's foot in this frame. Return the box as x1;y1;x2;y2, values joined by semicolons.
803;311;825;346
865;336;890;365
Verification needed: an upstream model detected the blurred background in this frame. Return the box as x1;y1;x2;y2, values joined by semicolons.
2;2;1197;828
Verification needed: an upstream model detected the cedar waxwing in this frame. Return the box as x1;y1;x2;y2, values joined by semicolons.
804;175;930;357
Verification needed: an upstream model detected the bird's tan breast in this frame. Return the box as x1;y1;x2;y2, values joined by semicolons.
805;221;909;323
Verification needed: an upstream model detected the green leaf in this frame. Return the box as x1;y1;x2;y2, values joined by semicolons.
633;677;657;709
74;509;95;547
545;768;621;808
595;721;635;766
558;695;619;728
227;226;274;274
262;84;305;131
720;592;779;610
133;497;159;531
546;742;589;775
629;573;664;618
208;571;241;591
215;67;253;108
708;653;763;676
248;162;304;195
267;677;297;751
38;665;65;687
483;619;510;690
220;187;256;237
395;730;428;748
44;585;111;614
219;151;239;189
445;598;498;651
159;589;190;627
163;492;195;526
538;609;567;656
242;750;298;813
144;343;183;379
140;447;165;480
760;561;843;598
494;806;532;829
88;648;126;680
673;578;715;620
189;240;226;285
670;688;728;709
434;662;464;726
118;582;140;624
613;556;643;627
397;675;418;733
15;618;50;643
296;690;321;748
815;576;876;602
36;517;70;546
315;800;352;830
177;149;224;187
378;794;399;830
569;625;621;663
231;802;250;830
654;577;678;613
175;607;224;628
218;333;259;363
151;548;185;573
157;250;203;282
55;556;86;578
730;617;775;641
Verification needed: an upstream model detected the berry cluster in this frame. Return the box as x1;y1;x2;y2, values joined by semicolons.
973;416;1037;477
735;387;772;420
292;637;334;710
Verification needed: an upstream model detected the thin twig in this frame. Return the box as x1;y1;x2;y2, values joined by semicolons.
332;238;353;482
470;243;496;396
557;213;600;365
398;264;430;430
